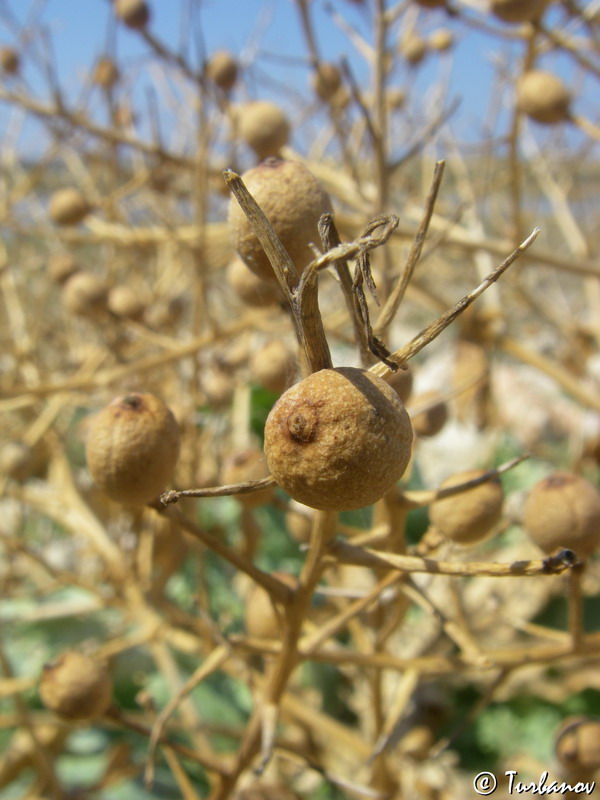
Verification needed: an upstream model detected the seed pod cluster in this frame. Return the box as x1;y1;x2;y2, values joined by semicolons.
264;367;413;511
39;651;112;721
429;468;504;545
522;471;600;557
85;392;180;505
229;158;333;282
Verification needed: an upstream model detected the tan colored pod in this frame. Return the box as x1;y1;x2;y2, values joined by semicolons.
264;367;413;511
490;0;548;23
62;272;108;315
409;390;448;437
205;50;238;92
229;158;332;282
107;285;146;320
400;33;427;66
227;256;280;308
114;0;150;29
245;572;297;639
237;100;290;160
49;188;91;226
93;56;119;89
48;252;79;284
429;468;504;545
250;340;296;395
85;392;180;505
523;472;600;557
516;70;571;124
388;365;414;404
221;449;274;509
310;62;342;101
39;651;112;722
0;46;19;75
428;28;454;51
555;716;600;774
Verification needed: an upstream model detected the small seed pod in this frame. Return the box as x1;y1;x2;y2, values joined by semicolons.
244;572;297;639
226;256;280;308
522;472;600;557
388;365;414;404
428;28;454;51
144;295;185;331
0;46;19;75
236;100;290;160
39;651;112;722
48;252;80;284
310;62;342;102
221;449;274;509
48;188;91;226
85;392;180;505
409;390;448;437
93;56;119;89
107;285;146;320
205;49;238;92
0;441;37;482
555;717;600;774
429;468;504;545
203;365;235;408
114;0;151;29
62;272;108;316
387;87;407;112
250;340;296;395
400;33;428;66
264;367;413;511
516;70;571;125
229;158;333;282
490;0;548;23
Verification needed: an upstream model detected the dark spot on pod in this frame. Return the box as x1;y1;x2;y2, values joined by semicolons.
287;403;318;443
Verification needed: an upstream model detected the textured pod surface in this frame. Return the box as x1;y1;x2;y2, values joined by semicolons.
429;468;504;545
264;367;413;511
523;471;600;557
86;392;180;504
229;158;332;282
39;651;112;721
516;70;571;124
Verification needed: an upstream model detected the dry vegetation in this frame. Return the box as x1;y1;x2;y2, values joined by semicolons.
1;0;600;798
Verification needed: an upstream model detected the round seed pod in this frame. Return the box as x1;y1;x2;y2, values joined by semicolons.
236;100;290;160
264;367;413;511
388;366;414;405
226;256;280;308
62;272;108;315
428;28;454;51
429;468;504;545
0;46;19;75
229;158;333;282
205;49;238;92
387;87;407;112
555;717;600;774
400;33;427;66
48;252;79;284
516;70;571;124
107;285;146;320
250;340;296;395
114;0;150;29
93;56;119;89
48;188;91;226
221;449;274;509
522;472;600;557
245;572;298;639
0;441;37;481
203;365;235;408
39;651;112;722
490;0;548;23
410;390;448;437
310;62;342;101
85;392;180;505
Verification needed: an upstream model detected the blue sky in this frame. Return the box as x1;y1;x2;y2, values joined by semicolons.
0;0;596;157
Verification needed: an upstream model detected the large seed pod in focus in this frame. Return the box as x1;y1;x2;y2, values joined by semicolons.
264;367;413;511
85;392;180;505
229;158;332;282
